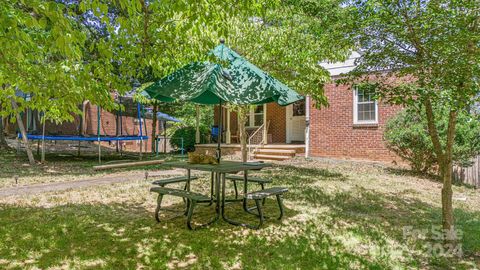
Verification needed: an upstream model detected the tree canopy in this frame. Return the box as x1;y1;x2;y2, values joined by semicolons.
0;0;108;122
227;0;354;107
0;0;267;123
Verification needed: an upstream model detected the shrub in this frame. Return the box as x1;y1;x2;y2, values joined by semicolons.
170;126;209;152
384;108;480;173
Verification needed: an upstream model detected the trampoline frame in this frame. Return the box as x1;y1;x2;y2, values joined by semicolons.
18;99;149;163
19;134;148;142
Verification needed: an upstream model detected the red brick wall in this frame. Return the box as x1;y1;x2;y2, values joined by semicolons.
85;104;156;152
266;103;286;143
309;82;401;162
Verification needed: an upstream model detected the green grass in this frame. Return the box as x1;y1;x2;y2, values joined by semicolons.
0;155;479;269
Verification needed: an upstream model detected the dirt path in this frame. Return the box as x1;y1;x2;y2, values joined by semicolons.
0;169;184;197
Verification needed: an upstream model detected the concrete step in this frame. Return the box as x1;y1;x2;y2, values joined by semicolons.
261;144;303;149
253;154;292;161
260;144;305;153
254;148;296;156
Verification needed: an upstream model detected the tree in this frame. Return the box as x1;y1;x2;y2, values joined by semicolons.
228;0;355;108
84;0;266;156
346;0;480;240
1;0;264;161
220;0;354;161
0;0;124;164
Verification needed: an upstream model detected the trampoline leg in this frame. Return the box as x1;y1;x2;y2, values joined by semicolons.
41;117;46;163
98;142;101;164
41;138;45;163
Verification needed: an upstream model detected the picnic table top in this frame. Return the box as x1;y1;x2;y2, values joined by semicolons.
161;161;271;173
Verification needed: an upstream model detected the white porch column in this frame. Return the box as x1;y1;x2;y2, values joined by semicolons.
195;105;200;144
225;107;231;144
262;103;267;144
305;96;310;158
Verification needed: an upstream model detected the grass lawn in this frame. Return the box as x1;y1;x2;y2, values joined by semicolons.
0;153;479;269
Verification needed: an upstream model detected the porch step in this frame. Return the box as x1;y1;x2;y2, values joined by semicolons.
253;148;296;156
260;144;305;153
253;154;292;161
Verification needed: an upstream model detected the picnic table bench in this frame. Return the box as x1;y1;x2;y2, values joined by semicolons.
150;186;215;230
225;174;272;199
245;187;288;228
151;176;199;187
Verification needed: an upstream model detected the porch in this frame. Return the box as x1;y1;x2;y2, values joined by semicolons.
194;143;305;161
192;100;307;160
204;100;307;144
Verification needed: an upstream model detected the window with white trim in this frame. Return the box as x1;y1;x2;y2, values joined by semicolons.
247;105;264;127
353;87;378;124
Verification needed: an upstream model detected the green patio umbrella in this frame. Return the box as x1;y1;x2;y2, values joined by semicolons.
144;41;303;161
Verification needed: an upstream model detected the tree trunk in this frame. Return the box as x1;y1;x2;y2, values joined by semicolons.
440;161;455;240
0;115;9;150
441;110;457;242
238;106;249;162
0;103;10;150
10;98;35;165
151;103;158;153
424;98;457;242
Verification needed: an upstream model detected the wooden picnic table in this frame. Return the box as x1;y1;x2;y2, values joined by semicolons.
160;161;271;227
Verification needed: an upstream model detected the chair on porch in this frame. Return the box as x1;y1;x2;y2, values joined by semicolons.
230;130;240;143
211;126;219;143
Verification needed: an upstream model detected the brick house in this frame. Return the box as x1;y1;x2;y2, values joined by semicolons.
308;53;402;162
203;52;401;162
307;81;401;162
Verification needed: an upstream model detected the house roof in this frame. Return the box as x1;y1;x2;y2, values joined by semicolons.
144;109;181;122
319;52;360;77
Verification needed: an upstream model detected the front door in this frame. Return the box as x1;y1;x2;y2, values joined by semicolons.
286;99;306;143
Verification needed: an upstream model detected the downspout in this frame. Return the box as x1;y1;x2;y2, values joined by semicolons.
305;95;310;158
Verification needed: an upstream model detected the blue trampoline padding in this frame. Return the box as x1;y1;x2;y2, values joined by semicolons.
18;134;148;142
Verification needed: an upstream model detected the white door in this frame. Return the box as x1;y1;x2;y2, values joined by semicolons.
286;100;306;143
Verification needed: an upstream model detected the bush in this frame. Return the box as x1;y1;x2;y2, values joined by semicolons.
170;126;209;152
384;108;480;173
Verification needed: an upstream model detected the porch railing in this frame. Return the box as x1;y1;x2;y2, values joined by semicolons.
247;120;270;160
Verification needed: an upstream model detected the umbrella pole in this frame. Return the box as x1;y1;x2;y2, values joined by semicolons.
217;100;222;163
163;121;167;154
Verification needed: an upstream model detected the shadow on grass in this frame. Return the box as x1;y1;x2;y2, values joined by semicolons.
0;199;389;269
384;167;439;181
0;165;478;269
257;164;348;184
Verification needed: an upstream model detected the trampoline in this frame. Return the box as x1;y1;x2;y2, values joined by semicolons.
17;94;150;163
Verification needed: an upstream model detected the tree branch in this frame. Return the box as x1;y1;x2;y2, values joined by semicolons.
423;97;444;164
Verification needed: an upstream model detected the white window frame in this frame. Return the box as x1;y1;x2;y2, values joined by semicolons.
353;87;378;125
247;104;266;128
